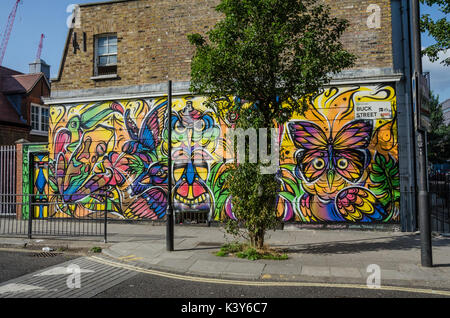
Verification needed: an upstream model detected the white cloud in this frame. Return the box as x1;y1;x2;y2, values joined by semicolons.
422;50;450;103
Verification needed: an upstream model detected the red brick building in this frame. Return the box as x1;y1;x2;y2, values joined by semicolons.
0;64;51;145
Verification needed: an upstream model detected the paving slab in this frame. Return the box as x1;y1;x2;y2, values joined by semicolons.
329;267;363;279
223;262;265;279
188;260;229;276
301;265;331;277
262;263;302;276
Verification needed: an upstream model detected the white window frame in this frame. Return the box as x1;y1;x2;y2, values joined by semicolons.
94;34;118;77
30;103;49;136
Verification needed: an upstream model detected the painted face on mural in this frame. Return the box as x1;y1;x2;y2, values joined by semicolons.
288;119;373;202
171;102;220;214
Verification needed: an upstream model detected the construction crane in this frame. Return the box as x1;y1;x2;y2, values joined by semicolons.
36;33;45;61
0;0;22;67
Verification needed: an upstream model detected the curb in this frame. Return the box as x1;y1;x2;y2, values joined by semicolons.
100;248;450;292
91;254;450;297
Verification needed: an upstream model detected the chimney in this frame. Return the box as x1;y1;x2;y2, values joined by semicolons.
29;59;50;80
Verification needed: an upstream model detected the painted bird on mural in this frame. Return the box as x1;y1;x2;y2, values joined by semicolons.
114;100;169;220
288;119;386;222
53;102;122;203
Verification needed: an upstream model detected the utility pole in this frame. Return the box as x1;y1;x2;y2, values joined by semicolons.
411;0;432;267
166;80;174;252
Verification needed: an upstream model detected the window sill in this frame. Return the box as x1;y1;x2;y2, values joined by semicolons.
91;74;118;81
30;130;48;137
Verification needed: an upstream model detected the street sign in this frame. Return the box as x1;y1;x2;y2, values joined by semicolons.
412;73;431;132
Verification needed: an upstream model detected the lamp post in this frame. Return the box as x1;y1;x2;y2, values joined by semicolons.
411;0;432;267
166;80;174;252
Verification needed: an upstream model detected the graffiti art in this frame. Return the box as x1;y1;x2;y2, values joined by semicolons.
46;84;399;224
278;84;400;223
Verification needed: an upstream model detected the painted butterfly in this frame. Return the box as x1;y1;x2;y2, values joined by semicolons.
122;100;167;155
288;120;373;185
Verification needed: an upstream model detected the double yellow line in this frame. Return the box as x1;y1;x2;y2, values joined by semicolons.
89;256;450;297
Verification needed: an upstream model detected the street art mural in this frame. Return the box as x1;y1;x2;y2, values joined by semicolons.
278;85;400;223
47;84;400;224
48;97;233;220
21;143;49;220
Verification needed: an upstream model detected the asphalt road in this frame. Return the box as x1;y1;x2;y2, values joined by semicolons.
94;271;448;299
0;249;78;283
0;250;448;300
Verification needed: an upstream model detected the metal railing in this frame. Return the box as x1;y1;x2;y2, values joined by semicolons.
175;209;210;225
0;194;107;241
0;146;16;215
429;172;450;233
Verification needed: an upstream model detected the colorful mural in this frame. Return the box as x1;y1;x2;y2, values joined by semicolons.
48;84;400;224
278;85;399;223
21;143;49;219
48;97;233;220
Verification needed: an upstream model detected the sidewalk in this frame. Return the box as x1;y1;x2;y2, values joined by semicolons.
1;223;450;290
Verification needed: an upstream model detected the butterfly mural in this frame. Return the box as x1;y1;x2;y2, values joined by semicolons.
279;85;399;223
287;119;385;222
45;85;399;224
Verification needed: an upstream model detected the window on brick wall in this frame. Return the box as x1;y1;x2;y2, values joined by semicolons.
94;34;117;77
31;104;49;136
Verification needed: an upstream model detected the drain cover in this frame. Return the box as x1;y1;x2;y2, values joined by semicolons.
31;252;61;258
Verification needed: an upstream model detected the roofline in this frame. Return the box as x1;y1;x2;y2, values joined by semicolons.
0;66;23;75
51;29;72;83
52;0;138;83
78;0;137;7
0;73;50;95
29;73;51;94
22;73;50;95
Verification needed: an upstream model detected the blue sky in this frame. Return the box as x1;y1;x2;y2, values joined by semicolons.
0;0;449;102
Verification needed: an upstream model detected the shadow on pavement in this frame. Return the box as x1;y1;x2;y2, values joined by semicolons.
276;234;450;255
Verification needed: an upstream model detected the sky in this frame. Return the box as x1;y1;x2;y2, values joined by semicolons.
0;0;449;102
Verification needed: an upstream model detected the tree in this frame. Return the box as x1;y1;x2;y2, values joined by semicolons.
428;91;450;164
420;0;450;66
188;0;355;249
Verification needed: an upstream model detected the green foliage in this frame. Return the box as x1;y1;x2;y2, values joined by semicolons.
188;0;356;124
90;247;102;253
420;0;450;66
427;92;450;163
188;0;354;249
216;242;246;256
215;242;288;260
225;161;280;249
221;109;281;249
369;153;400;221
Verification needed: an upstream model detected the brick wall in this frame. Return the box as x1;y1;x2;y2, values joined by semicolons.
52;0;393;91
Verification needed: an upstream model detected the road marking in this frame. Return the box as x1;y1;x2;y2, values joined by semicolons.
0;283;46;295
123;257;144;262
0;257;137;298
33;267;95;277
90;256;450;297
118;255;137;260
